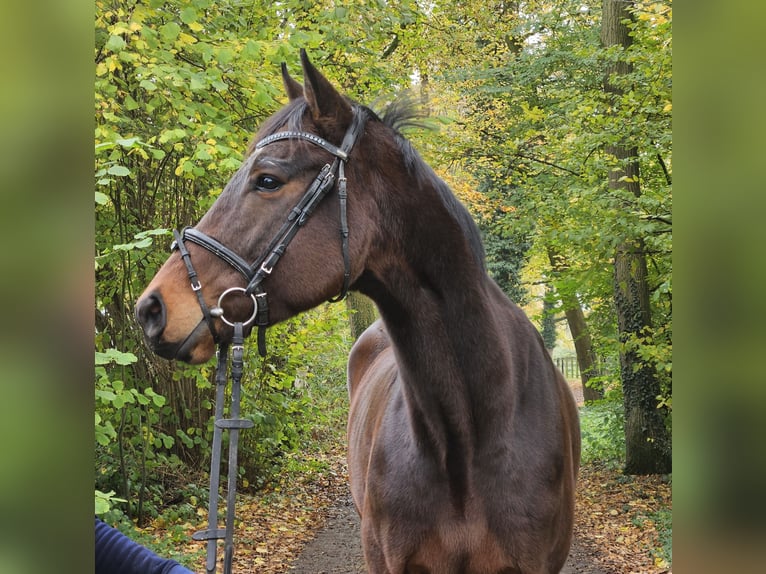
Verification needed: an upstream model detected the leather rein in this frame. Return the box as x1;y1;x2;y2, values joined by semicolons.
171;107;367;574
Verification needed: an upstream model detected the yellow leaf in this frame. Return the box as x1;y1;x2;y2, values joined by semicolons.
178;32;198;45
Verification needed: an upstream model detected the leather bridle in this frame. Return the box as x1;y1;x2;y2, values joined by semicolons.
171;105;366;355
169;106;367;574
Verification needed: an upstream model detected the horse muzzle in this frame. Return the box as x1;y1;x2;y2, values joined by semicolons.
135;291;166;341
135;291;215;363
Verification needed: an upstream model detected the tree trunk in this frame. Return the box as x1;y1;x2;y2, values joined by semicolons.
541;285;557;353
346;291;378;340
602;0;671;474
563;304;603;403
546;249;603;403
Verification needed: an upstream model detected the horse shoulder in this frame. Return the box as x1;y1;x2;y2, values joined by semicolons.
347;318;391;398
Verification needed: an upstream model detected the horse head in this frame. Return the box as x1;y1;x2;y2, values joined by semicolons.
135;51;380;364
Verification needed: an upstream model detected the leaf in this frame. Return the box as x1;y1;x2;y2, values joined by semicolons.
95;349;138;366
95;389;116;402
112;236;153;251
135;227;169;238
95;191;110;205
95;489;127;516
115;137;141;148
178;32;198;45
180;7;198;24
124;95;139;110
107;165;131;177
159;128;187;144
95;494;111;515
150;392;166;408
159;22;181;43
190;75;205;91
105;34;127;52
217;48;234;65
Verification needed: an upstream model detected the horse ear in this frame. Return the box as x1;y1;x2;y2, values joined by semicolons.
300;49;353;127
281;62;304;101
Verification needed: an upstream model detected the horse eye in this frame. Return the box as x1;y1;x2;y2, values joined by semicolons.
253;174;283;192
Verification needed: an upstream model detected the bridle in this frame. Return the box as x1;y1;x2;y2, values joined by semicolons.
172;105;367;355
171;106;367;574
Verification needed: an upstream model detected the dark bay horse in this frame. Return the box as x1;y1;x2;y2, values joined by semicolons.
135;50;580;574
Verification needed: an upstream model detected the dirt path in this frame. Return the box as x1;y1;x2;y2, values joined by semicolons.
288;490;607;574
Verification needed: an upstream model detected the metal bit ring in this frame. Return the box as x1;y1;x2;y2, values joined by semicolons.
212;287;258;327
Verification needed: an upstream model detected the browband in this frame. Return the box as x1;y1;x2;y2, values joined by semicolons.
254;131;348;160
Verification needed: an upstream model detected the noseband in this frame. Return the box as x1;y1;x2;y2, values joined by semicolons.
171;106;367;354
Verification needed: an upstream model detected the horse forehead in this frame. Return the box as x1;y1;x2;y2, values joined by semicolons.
221;155;256;194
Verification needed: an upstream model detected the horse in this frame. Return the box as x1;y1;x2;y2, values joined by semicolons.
135;50;580;574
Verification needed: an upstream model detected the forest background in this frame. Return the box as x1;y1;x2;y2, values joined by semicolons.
7;1;766;573
93;0;672;569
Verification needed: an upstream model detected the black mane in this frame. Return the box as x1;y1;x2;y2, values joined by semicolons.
379;96;487;271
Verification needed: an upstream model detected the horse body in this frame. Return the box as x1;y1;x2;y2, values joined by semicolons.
345;172;579;572
135;50;579;574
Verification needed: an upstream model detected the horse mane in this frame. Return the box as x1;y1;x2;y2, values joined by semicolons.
249;93;487;271
379;95;487;271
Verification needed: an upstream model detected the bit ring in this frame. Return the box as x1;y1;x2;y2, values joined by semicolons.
212;287;258;327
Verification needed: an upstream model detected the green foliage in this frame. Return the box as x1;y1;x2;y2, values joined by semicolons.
423;0;671;426
107;508;205;570
649;507;672;565
631;505;672;566
579;398;626;468
238;304;352;489
94;345;189;523
540;286;558;350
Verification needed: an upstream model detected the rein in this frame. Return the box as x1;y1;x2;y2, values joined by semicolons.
172;107;367;574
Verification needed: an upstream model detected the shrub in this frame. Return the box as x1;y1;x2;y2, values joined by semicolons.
579;398;625;467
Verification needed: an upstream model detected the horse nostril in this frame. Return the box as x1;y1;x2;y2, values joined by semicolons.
135;292;166;339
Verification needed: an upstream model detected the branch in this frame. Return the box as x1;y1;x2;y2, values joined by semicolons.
650;138;672;186
175;51;206;71
656;152;672;185
381;33;400;59
514;152;582;177
642;214;672;226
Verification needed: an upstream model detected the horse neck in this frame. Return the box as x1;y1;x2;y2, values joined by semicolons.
359;173;514;464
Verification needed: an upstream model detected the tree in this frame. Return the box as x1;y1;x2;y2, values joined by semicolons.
416;0;671;471
541;285;558;352
601;0;670;474
346;292;378;340
548;248;603;402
